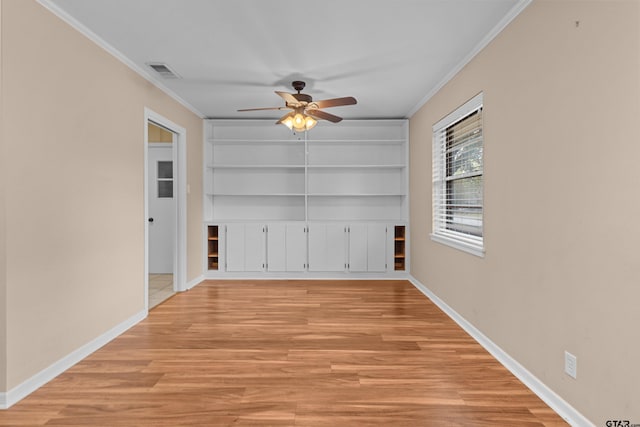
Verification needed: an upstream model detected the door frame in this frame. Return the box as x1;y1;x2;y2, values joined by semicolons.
144;108;187;311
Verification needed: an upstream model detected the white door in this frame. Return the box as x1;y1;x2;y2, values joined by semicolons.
148;145;174;274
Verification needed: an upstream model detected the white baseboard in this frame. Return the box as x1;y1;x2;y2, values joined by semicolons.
185;275;204;290
202;272;411;280
0;309;147;409
408;276;594;427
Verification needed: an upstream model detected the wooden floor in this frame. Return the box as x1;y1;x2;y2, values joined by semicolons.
0;280;567;426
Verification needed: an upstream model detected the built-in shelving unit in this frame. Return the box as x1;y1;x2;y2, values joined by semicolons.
204;126;306;222
203;119;409;275
305;130;406;223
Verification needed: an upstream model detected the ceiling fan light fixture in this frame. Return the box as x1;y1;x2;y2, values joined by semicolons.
292;112;306;129
241;81;356;132
304;115;317;130
282;115;295;130
286;110;316;132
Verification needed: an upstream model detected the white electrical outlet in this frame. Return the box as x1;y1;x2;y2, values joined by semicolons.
565;351;577;379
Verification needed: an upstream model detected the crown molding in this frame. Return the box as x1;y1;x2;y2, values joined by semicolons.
406;0;533;118
36;0;205;119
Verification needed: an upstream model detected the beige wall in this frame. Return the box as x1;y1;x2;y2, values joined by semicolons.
410;1;639;424
1;0;202;390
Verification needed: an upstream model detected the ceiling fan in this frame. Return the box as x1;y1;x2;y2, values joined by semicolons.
238;81;357;132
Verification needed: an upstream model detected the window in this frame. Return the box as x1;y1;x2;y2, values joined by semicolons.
432;93;484;256
157;161;173;198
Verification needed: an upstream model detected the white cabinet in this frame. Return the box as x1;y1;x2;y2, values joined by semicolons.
348;224;387;272
266;223;307;272
209;221;403;274
307;223;388;272
225;224;265;272
308;223;346;272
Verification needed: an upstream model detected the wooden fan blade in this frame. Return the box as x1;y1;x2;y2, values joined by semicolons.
275;111;294;125
275;91;300;106
306;109;343;123
310;96;357;109
237;106;287;112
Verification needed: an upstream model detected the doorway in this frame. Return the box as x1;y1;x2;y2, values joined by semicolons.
148;130;175;307
144;109;187;311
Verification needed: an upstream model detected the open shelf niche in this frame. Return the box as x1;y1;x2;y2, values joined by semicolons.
394;225;406;271
207;225;219;270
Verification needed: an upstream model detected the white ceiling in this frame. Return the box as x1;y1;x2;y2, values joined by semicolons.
44;0;528;120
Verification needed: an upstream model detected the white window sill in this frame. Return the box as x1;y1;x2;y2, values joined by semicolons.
430;233;485;258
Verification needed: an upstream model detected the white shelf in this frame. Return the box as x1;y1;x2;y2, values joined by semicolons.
210;193;306;197
308;193;405;197
210;139;304;145
209;164;306;169
307;139;405;144
208;193;405;198
307;164;405;169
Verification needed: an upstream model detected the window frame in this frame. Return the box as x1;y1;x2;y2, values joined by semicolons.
431;93;484;257
157;160;174;198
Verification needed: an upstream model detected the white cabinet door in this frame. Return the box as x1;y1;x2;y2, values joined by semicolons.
348;224;368;272
225;224;245;272
347;224;387;272
307;224;325;272
308;223;346;272
225;224;264;272
245;224;266;271
326;225;346;271
285;223;307;272
367;224;387;272
267;223;307;272
267;223;287;272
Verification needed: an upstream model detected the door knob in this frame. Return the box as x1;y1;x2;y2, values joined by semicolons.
148;218;154;223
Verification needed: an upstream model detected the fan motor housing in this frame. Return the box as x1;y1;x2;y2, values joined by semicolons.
293;93;312;103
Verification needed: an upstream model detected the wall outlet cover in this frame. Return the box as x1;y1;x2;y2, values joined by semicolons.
564;351;577;379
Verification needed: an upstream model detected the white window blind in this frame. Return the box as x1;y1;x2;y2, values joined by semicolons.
432;93;484;256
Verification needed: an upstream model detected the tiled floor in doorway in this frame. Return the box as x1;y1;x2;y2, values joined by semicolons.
149;274;175;309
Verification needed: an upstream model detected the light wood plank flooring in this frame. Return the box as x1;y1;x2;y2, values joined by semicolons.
149;273;175;309
0;280;568;426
